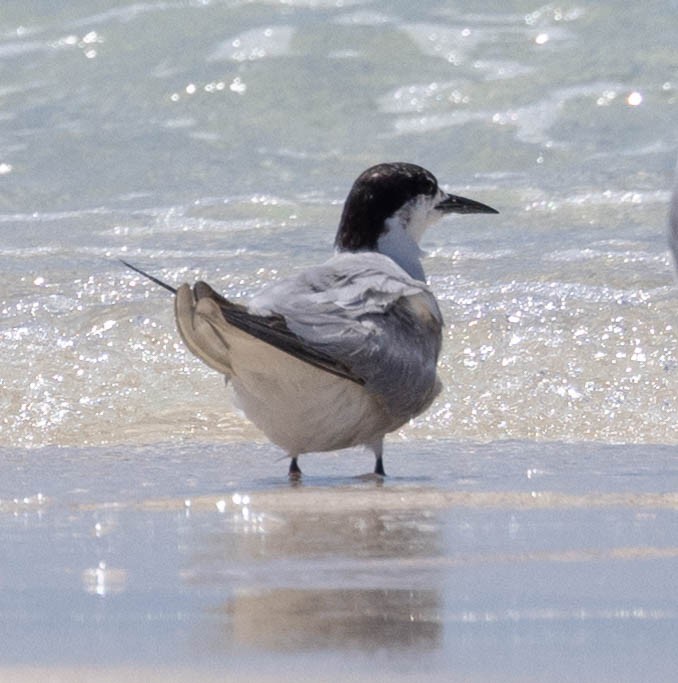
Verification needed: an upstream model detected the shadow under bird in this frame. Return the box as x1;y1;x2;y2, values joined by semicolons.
122;162;498;477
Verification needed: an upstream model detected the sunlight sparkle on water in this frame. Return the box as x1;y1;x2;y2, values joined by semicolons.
627;91;643;106
82;561;127;597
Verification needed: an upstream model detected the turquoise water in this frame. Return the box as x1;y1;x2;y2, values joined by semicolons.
0;1;677;679
1;0;677;448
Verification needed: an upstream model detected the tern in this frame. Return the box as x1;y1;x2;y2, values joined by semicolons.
670;158;678;271
123;162;498;477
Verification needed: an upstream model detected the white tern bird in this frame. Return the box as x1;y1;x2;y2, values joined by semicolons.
123;162;498;477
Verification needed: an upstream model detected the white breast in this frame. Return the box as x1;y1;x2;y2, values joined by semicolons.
225;330;403;456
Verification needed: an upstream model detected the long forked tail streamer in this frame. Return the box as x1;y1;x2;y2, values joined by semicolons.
120;259;177;294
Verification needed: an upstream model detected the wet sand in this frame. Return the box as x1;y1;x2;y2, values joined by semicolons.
0;440;676;682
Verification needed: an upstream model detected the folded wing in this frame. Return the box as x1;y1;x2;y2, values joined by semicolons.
176;252;443;420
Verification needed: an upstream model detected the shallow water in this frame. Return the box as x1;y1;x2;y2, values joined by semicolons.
1;0;677;449
0;0;677;679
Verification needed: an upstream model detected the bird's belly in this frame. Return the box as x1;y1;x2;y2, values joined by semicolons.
229;357;401;455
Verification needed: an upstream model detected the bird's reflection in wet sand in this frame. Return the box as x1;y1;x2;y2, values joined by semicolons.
224;587;441;652
184;496;444;654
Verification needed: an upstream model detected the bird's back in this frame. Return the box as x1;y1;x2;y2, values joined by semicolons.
174;252;443;453
248;251;444;421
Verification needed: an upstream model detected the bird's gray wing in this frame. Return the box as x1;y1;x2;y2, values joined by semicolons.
248;252;444;418
177;252;443;419
176;281;365;384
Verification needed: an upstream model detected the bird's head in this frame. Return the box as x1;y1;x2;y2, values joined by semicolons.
334;162;498;278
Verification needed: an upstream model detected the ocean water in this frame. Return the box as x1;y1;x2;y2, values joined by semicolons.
0;0;677;680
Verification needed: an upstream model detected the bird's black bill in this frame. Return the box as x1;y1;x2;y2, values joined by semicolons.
435;193;498;215
120;259;177;294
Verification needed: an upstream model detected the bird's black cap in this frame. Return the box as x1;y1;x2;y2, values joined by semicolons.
335;162;497;252
335;162;439;252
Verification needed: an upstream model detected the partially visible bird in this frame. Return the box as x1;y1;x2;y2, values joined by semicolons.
670;157;678;272
123;162;498;477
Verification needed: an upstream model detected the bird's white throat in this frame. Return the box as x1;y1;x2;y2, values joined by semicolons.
376;223;426;281
376;196;441;280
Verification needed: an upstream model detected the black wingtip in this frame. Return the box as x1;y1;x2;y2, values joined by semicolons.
119;259;177;294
